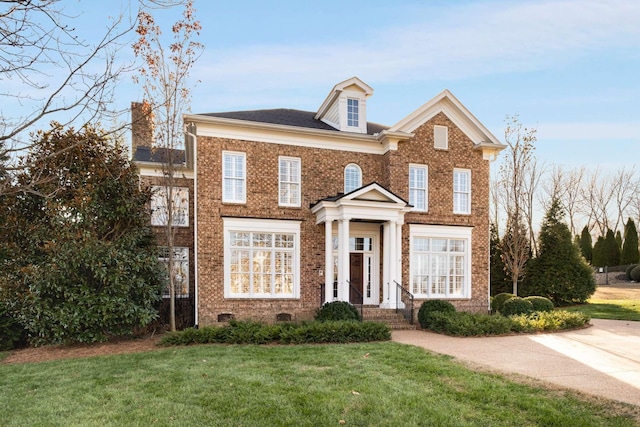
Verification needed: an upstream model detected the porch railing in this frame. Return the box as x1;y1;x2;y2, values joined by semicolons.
394;280;414;325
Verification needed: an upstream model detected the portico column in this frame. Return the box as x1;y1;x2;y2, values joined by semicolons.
324;219;334;303
387;220;398;307
337;218;350;302
395;222;405;309
381;221;390;306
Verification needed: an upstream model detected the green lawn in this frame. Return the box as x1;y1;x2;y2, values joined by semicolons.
1;343;637;426
563;299;640;321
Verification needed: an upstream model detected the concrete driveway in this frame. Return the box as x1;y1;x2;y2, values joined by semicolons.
392;319;640;407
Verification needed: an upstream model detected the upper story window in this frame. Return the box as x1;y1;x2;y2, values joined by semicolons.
347;98;359;128
453;169;471;214
279;156;301;207
434;125;448;150
409;164;428;212
344;163;362;193
222;151;246;203
150;186;189;227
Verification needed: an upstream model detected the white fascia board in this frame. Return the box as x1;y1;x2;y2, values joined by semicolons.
185;114;392;155
390;89;502;146
137;163;195;179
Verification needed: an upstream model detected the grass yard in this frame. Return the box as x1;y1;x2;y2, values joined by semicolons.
564;299;640;321
1;342;637;427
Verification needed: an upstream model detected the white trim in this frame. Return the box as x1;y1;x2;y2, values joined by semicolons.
223;218;301;299
409;224;473;299
278;156;301;207
453;168;472;215
222;151;246;204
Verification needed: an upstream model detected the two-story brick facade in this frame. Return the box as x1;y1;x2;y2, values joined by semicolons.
177;77;504;326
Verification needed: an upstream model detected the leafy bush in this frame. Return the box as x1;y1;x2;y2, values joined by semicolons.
315;301;360;322
0;303;26;351
625;264;638;280
426;311;512;336
160;320;390;346
523;296;554;313
492;293;515;314
510;311;590;332
417;300;456;329
631;265;640;282
501;297;534;316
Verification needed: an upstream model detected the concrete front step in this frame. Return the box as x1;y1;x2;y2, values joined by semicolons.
361;308;416;330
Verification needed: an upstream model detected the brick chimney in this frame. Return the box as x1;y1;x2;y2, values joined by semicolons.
131;101;154;160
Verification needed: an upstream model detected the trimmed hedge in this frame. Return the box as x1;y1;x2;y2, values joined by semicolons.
417;300;456;329
491;293;515;314
501;297;534;316
523;296;554;313
316;301;361;322
422;310;589;336
631;265;640;282
160;320;391;346
625;264;638;280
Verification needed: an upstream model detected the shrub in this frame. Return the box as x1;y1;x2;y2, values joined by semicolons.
315;301;360;322
0;303;26;351
625;264;638;280
631;265;640;282
501;297;534;316
426;311;512;336
510;311;590;332
160;320;391;346
523;296;554;313
417;300;456;329
492;293;515;314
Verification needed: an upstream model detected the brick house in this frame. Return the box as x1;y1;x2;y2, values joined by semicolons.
134;77;505;327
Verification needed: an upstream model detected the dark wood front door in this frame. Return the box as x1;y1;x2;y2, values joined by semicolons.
349;253;363;304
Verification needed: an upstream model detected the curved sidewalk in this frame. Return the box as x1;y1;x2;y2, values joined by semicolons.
392;319;640;407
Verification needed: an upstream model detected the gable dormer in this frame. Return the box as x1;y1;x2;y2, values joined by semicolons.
314;77;373;134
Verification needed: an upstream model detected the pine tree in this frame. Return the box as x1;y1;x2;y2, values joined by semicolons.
522;197;595;305
621;219;640;265
490;223;510;295
615;230;623;252
579;226;592;263
602;229;621;267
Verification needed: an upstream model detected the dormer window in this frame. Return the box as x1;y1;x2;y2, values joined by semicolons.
347;98;359;127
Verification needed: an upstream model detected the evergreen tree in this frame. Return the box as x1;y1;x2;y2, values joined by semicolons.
490;223;510;295
621;219;640;265
579;226;592;263
592;236;605;267
602;229;621;267
522;197;595;305
615;230;623;252
0;123;164;345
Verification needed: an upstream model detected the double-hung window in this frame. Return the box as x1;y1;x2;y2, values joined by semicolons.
344;163;362;193
224;218;300;299
347;98;359;127
150;186;189;227
279;157;301;207
453;169;471;214
223;151;246;203
409;164;428;211
410;225;471;299
159;247;189;298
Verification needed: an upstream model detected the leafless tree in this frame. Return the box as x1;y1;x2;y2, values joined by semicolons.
498;115;536;295
580;169;613;237
610;166;638;233
522;157;544;256
132;0;202;331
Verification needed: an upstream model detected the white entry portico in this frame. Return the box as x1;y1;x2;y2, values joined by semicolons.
311;183;413;308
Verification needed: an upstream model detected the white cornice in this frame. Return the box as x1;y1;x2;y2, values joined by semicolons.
184;113;412;155
136;163;195;179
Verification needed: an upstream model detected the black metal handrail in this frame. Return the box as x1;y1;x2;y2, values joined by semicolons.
346;280;364;321
394;280;414;325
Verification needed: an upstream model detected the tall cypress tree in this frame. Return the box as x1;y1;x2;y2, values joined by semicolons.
621;219;640;265
522;197;595;305
602;229;621;267
615;230;623;252
579;226;592;263
490;223;510;295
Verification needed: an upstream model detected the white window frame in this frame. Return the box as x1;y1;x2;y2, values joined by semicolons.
222;151;246;204
278;156;301;207
223;218;301;299
434;125;448;150
159;247;189;298
344;163;362;193
409;225;472;299
150;186;189;227
453;168;471;214
347;98;359;128
409;164;428;212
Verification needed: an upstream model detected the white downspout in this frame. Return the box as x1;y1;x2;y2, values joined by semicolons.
186;122;199;328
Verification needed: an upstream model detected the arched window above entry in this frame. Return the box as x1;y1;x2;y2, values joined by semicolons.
344;164;362;193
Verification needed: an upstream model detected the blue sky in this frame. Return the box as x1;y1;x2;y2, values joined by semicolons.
8;0;640;171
